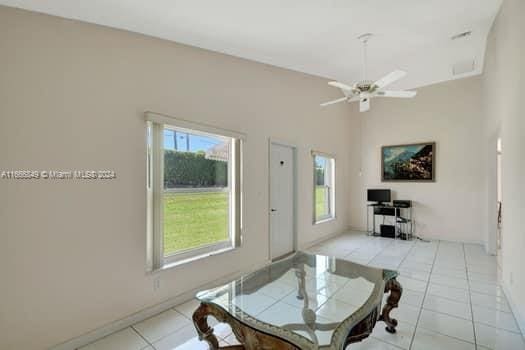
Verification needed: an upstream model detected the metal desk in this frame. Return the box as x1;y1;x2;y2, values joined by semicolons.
366;203;413;240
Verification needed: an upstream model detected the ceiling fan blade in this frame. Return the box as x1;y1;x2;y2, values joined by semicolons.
320;97;347;107
359;98;370;112
376;90;417;98
328;81;353;91
373;70;407;89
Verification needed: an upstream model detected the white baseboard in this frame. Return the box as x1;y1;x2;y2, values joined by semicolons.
405;233;485;246
51;227;352;350
348;226;367;232
50;229;496;350
49;259;270;350
501;282;525;337
348;225;487;246
317;228;488;248
299;227;356;251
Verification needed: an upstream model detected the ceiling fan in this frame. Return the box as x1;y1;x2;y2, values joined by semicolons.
321;33;417;112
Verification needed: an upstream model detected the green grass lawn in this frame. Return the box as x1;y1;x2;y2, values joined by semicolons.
315;186;330;221
163;187;329;256
163;191;228;256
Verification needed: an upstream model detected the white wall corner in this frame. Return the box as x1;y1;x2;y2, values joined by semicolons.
484;240;497;256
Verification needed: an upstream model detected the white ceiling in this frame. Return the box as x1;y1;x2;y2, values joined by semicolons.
1;0;502;89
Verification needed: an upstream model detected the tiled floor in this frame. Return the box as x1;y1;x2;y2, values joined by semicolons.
79;232;525;350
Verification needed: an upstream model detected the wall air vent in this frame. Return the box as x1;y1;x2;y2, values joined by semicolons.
451;31;472;40
452;60;475;76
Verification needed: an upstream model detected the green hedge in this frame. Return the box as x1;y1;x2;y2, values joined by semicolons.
315;168;325;185
164;150;227;188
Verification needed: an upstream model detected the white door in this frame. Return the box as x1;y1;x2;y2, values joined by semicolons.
270;143;295;260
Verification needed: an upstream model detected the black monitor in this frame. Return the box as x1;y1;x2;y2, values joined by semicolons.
367;189;391;204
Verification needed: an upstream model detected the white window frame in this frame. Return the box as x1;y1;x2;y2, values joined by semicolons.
145;112;244;271
312;151;336;224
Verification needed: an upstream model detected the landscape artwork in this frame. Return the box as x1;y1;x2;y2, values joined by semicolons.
382;142;435;181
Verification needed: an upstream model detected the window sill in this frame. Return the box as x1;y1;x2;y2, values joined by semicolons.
159;246;238;272
314;216;336;225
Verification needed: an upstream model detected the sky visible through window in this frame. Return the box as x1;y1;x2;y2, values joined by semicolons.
163;129;221;152
315;156;327;168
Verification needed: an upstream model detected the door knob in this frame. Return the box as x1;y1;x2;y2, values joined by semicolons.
271;209;277;212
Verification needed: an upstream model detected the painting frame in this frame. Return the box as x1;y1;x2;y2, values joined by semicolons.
381;142;436;182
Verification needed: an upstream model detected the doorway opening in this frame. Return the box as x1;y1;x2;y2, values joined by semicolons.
496;137;502;267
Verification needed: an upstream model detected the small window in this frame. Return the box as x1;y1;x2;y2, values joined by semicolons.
313;152;335;224
146;112;243;270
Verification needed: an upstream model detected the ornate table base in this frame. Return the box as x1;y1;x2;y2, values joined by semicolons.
193;277;402;349
378;277;403;333
193;302;299;349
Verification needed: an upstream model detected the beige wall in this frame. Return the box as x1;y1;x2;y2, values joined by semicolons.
348;76;487;243
3;1;524;347
482;0;525;332
0;6;358;349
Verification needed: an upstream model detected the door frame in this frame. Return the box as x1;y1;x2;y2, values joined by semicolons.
486;131;501;256
268;138;298;261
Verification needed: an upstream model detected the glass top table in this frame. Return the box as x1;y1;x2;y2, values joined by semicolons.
193;251;402;349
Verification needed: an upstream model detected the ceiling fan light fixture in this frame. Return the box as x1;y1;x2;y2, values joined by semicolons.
320;35;417;111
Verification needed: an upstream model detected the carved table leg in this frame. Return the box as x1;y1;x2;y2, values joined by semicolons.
192;303;221;350
193;302;300;350
343;306;379;347
378;277;402;333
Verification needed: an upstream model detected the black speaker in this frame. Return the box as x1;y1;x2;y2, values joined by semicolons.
393;200;412;208
380;224;395;238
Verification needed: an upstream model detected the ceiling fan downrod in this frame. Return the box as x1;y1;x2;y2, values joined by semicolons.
357;33;373;82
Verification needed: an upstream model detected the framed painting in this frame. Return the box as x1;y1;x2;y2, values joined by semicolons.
381;142;435;182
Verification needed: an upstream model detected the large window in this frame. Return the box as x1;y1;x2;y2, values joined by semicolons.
146;112;242;270
313;152;335;223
